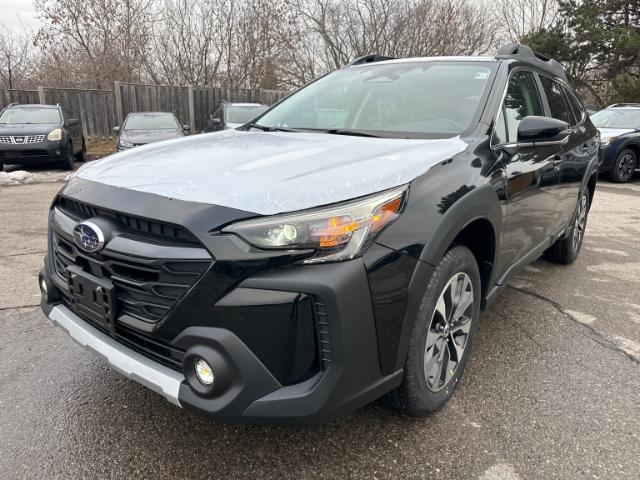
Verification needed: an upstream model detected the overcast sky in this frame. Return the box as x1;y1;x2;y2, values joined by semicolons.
0;0;41;31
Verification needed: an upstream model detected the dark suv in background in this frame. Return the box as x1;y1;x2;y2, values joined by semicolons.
0;104;85;171
40;44;599;424
591;103;640;182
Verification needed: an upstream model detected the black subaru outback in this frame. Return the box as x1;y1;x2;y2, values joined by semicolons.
0;103;86;171
39;44;599;424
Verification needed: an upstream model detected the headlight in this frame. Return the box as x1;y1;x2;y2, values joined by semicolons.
601;136;617;146
47;128;62;141
119;138;133;148
223;186;406;264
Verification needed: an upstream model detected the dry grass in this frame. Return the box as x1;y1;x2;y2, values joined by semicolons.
86;138;116;157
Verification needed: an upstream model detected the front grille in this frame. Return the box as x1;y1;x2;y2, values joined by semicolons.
0;135;45;144
51;200;212;371
52;232;210;324
57;197;198;245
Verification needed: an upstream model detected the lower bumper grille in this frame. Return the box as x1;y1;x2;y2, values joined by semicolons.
114;324;185;371
0;149;50;159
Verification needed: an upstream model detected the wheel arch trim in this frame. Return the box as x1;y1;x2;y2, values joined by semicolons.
392;184;502;371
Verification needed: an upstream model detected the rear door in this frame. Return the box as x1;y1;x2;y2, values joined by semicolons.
494;70;563;278
559;84;596;225
537;75;589;231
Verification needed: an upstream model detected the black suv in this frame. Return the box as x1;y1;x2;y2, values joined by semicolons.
0;104;85;171
39;45;599;424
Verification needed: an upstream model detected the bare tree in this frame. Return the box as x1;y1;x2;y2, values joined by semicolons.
150;0;226;85
28;0;504;90
282;0;498;87
0;24;36;89
34;0;156;88
496;0;559;42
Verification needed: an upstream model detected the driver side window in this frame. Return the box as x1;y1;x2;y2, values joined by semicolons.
495;71;544;144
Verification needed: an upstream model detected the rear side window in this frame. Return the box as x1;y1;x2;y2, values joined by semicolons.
496;71;544;144
563;87;585;125
540;76;572;124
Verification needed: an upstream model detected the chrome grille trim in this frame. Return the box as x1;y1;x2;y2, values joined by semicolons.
0;135;45;144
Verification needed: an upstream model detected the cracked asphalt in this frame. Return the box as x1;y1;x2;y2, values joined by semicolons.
1;177;639;479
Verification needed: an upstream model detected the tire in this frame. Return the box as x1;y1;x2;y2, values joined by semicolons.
75;138;86;162
610;148;636;183
59;141;75;171
544;189;590;264
388;245;481;416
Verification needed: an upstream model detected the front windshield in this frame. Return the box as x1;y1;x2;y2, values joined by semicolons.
227;105;268;124
124;113;179;130
591;109;640;129
254;61;496;138
0;108;61;124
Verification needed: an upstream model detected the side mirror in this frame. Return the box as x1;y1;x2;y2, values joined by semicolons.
211;117;222;126
517;116;570;145
183;124;191;131
67;118;79;126
113;126;120;133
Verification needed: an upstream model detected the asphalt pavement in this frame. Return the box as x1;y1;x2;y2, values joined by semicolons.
0;174;639;479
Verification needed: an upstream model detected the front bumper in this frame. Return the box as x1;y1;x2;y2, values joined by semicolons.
0;140;66;165
41;258;402;423
40;186;407;423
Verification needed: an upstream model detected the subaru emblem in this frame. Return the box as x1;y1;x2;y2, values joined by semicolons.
73;221;105;253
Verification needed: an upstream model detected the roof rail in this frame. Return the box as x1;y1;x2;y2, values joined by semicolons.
607;103;640;108
345;54;395;67
496;43;567;81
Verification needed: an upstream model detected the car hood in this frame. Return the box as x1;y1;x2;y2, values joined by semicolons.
226;123;243;130
121;129;183;145
79;129;468;215
598;127;636;141
0;123;59;135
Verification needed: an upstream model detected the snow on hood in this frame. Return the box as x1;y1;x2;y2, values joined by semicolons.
79;129;467;215
598;127;636;140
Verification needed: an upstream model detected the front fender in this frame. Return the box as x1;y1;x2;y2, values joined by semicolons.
375;158;504;372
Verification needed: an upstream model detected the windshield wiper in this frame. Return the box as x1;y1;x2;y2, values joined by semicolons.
325;129;382;138
245;123;295;132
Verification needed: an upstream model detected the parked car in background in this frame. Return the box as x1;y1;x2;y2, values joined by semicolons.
0;103;85;171
114;112;189;151
591;103;640;182
40;44;599;424
205;102;268;131
585;106;600;116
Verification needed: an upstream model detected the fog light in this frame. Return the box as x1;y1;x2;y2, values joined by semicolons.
194;358;214;385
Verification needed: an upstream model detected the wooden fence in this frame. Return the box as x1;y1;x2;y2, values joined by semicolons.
0;89;39;107
1;83;288;139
